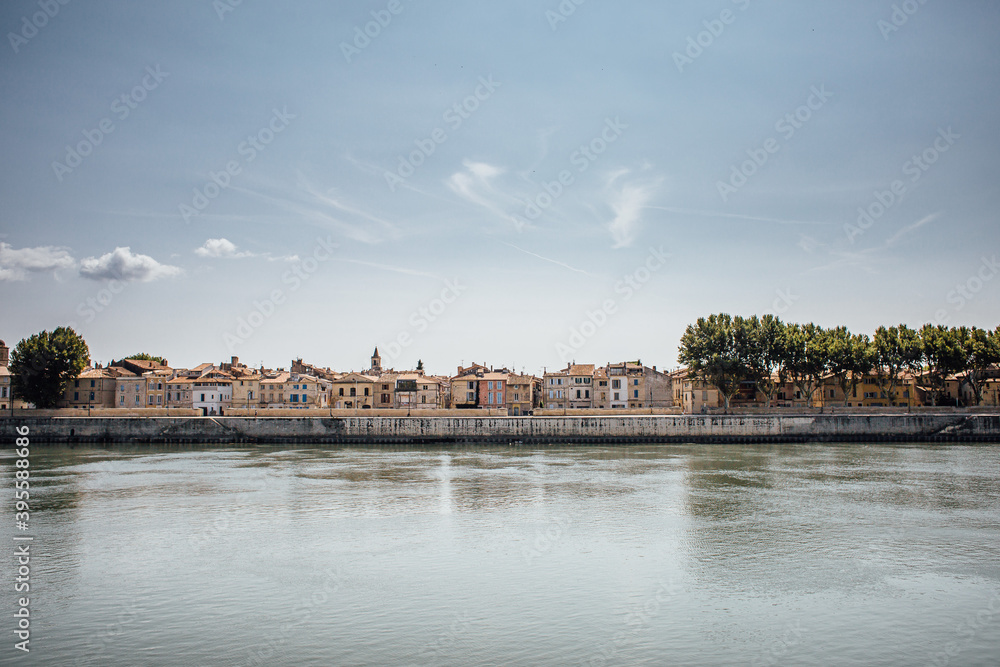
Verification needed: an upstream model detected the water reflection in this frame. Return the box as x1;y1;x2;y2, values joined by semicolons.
1;443;998;666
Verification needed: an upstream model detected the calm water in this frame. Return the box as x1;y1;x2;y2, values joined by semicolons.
2;444;999;666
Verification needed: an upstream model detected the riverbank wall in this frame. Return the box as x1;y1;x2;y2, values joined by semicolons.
3;414;999;445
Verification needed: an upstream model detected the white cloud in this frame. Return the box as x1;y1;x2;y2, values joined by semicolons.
79;247;182;282
195;238;254;258
608;179;659;249
0;242;76;281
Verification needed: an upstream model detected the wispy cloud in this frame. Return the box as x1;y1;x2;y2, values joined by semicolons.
79;247;182;282
0;242;75;281
646;206;830;226
885;212;939;247
446;160;517;223
607;175;661;249
331;257;443;280
503;242;595;277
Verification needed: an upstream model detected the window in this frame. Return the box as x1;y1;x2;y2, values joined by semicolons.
91;380;96;388
634;390;639;399
120;396;124;405
364;388;370;396
576;390;581;399
612;380;621;389
469;382;475;390
201;394;206;401
339;388;344;396
156;395;161;404
421;395;426;403
149;396;155;405
291;395;299;403
468;392;475;402
488;381;493;390
585;390;590;399
350;388;357;397
634;379;639;386
74;392;79;401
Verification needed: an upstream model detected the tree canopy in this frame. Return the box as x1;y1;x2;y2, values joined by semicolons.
10;327;90;408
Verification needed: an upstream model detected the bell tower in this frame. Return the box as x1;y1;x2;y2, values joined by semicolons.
371;347;381;373
0;340;8;367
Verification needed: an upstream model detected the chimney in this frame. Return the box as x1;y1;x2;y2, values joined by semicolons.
232;356;239;367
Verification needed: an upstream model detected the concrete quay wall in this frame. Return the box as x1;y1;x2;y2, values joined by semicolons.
2;414;1000;445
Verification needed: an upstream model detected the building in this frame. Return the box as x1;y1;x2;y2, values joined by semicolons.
505;374;536;416
331;372;375;409
479;372;507;409
451;372;481;409
60;366;127;409
671;369;721;414
191;371;233;415
542;367;570;410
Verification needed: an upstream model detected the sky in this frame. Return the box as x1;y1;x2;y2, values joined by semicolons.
1;0;998;377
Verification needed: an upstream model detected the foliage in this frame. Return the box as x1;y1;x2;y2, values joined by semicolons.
871;325;923;406
678;313;747;411
125;353;167;365
782;323;831;407
826;327;873;406
9;327;90;408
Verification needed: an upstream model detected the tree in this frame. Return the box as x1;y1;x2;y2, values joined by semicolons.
678;314;747;412
917;325;965;406
742;315;787;409
872;324;923;406
124;353;167;365
782;323;830;407
827;327;873;406
416;359;424;372
956;326;1000;406
9;327;90;409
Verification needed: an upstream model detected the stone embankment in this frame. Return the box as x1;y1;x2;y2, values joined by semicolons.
2;414;999;445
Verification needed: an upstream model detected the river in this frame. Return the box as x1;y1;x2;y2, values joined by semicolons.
2;443;999;666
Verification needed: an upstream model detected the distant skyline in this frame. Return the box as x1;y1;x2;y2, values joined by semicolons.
2;1;999;376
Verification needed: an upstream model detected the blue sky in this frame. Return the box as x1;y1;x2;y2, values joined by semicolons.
1;0;998;375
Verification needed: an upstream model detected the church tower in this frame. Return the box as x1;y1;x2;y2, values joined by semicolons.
370;347;381;374
0;340;8;368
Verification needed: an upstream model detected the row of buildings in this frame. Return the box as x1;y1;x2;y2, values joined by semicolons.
1;340;997;414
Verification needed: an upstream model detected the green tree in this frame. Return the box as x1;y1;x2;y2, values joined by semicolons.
124;353;167;365
872;324;923;406
678;313;747;412
917;325;965;406
9;327;90;409
782;323;830;407
742;314;787;409
416;359;424;372
827;327;873;406
956;326;1000;406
